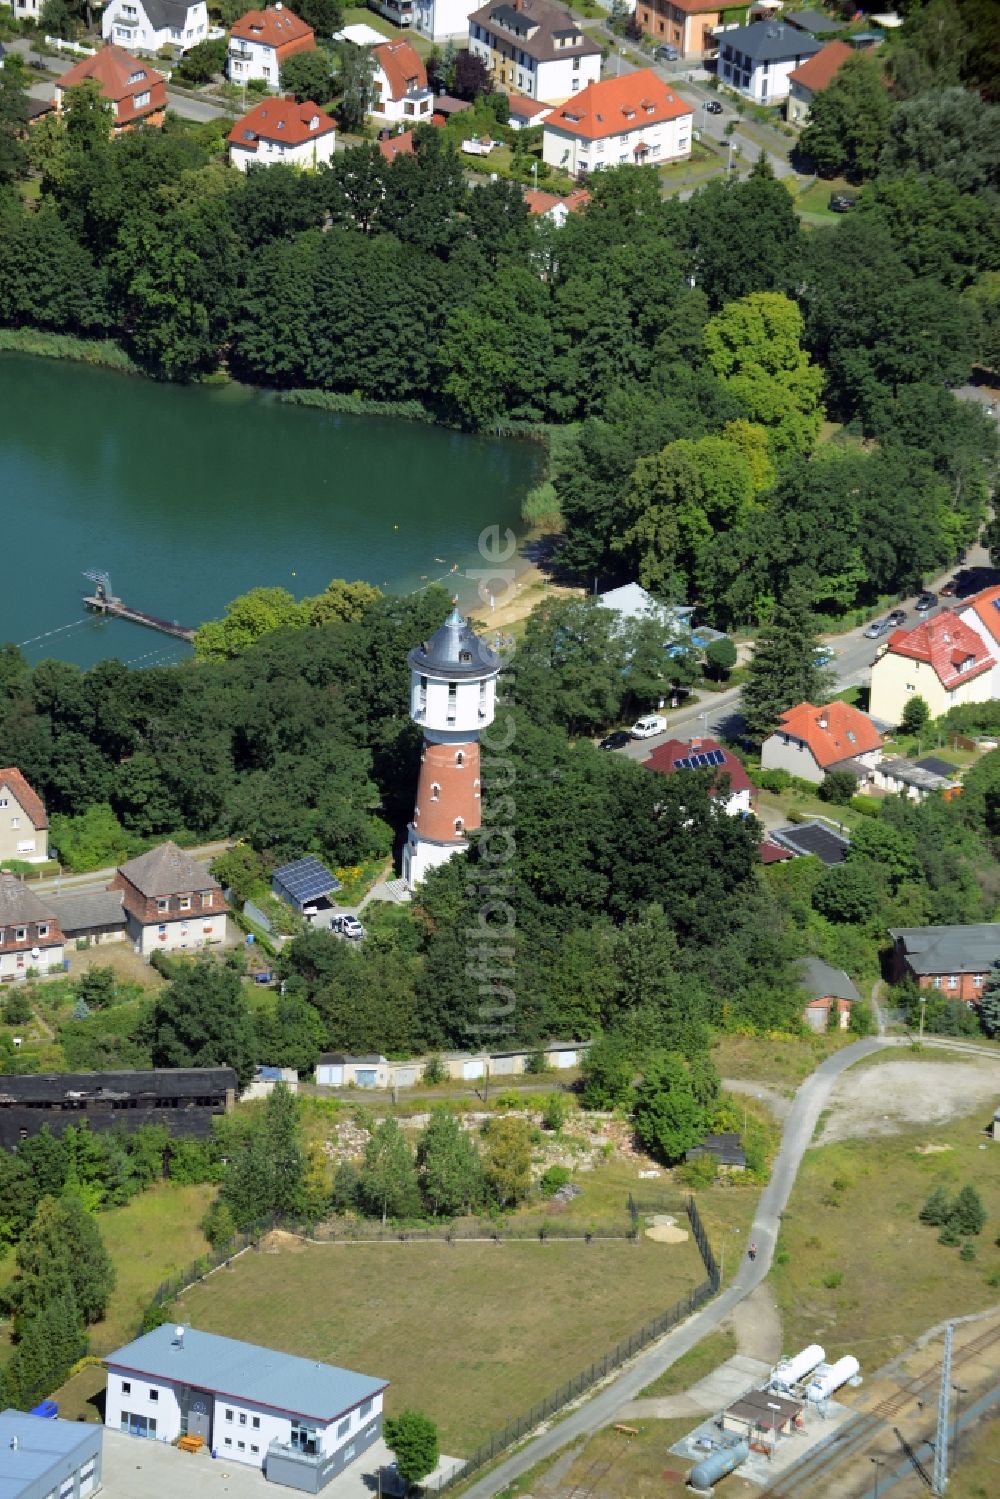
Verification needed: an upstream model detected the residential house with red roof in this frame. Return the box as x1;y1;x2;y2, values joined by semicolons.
644;736;755;816
0;769;49;864
870;612;996;727
54;45;167;132
786;39;854;124
507;93;554;129
762;701;884;786
635;0;749;60
372;39;434;123
228;95;336;170
379;127;416;162
523;185;589;225
957;584;1000;696
227;3;315;88
542;68;692;175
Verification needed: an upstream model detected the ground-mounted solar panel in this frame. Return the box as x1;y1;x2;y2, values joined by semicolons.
274;856;341;902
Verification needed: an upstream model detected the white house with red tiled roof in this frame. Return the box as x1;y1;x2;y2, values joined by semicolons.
542;68;692;175
372;38;434;123
870;612;996;726
644;736;756;816
762;701;884;785
54;45;167;131
508;93;554;129
228;95;336;170
0;769;49;864
956;584;1000;698
523;185;589;225
227;3;315;87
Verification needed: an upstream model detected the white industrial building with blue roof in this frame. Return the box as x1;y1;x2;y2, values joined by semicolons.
0;1407;102;1499
103;1324;387;1493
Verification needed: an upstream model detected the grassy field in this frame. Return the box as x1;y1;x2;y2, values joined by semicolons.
341;6;434;54
795;175;854;220
950;1410;1000;1498
711;1033;851;1094
771;1109;1000;1371
498;1418;701;1497
756;785;866;836
174;1235;704;1454
639;1325;737;1397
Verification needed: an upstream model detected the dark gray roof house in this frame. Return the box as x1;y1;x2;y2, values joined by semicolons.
47;888;126;939
720;20;825;63
468;0;601;67
687;1131;746;1169
889;923;1000;977
786;9;843;33
770;821;851;865
116;841;218;899
0;1068;235;1149
796;956;861;1004
408;606;500;679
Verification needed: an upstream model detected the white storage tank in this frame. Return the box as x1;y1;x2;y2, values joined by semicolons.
806;1355;860;1402
772;1344;825;1389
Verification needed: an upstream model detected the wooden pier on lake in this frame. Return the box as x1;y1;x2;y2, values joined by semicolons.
82;570;196;643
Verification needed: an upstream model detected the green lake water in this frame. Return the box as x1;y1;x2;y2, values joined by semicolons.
0;355;541;669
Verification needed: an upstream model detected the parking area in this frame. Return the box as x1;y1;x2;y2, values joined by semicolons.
101;1429;464;1499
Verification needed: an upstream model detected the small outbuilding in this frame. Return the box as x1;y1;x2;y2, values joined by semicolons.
0;1406;103;1499
796;956;861;1032
271;857;341;916
315;1053;389;1088
687;1131;746;1172
770;821;851;866
722;1388;803;1442
47;888;127;945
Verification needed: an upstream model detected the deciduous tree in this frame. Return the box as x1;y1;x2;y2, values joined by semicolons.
384;1410;439;1491
150;957;257;1089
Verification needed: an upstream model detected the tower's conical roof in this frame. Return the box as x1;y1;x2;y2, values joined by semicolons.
408;606;500;678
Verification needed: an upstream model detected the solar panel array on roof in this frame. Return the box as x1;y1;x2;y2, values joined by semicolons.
273;857;341;903
672;749;727;770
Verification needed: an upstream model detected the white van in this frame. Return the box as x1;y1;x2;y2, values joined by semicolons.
631;714;667;739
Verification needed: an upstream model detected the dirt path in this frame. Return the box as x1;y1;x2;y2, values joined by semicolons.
818;1054;1000;1145
731;1282;782;1364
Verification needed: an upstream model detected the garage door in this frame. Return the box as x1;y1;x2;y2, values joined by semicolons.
462;1059;485;1080
492;1055;516;1075
319;1066;344;1086
395;1067;418;1088
553;1050;577;1069
355;1069;378;1088
80;1458;98;1497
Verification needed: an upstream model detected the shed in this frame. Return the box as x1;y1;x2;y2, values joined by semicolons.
315;1054;388;1088
722;1388;803;1440
770;821;851;865
0;1407;103;1499
795;956;861;1032
271;856;341;915
687;1131;746;1171
47;888;127;944
544;1041;580;1070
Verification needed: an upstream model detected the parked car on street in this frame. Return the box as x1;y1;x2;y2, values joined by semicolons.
599;730;631;750
631;714;667;739
813;645;835;666
704;99;723;113
864;617;892;639
331;914;366;940
915;590;937;612
887;608;907;627
940;579;958;597
654;43;679;60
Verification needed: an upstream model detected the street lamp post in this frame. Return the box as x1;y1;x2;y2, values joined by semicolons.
919;996;927;1041
870;1456;887;1498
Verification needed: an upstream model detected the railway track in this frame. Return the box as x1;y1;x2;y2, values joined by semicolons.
758;1323;1000;1498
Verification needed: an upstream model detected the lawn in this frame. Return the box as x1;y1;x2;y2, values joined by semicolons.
711;1033;851;1095
340;6;434;55
639;1325;738;1397
794;175;854;218
771;1109;1000;1372
755;785;865;835
498;1418;703;1497
950;1410;1000;1498
173;1235;705;1453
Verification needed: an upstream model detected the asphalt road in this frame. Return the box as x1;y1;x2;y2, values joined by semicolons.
460;1036;890;1498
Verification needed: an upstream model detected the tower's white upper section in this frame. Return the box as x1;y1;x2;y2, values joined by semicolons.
408;607;500;736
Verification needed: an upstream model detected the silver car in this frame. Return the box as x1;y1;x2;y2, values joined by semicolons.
863;617;892;640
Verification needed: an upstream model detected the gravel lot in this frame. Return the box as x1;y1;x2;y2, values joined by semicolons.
819;1055;1000;1144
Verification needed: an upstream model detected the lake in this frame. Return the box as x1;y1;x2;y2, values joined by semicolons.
0;355;541;670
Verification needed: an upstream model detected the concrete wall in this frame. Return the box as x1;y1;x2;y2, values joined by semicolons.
0;941;64;981
314;1043;589;1089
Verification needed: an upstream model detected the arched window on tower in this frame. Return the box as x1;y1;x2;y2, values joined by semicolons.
473;778;481;798
455;751;465;767
431;783;441;801
454;817;464;834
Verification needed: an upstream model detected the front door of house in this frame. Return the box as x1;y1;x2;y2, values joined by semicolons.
188;1394;212;1443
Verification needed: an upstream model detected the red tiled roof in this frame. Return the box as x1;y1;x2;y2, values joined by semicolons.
958;584;1000;647
760;839;794;864
230;4;315;54
228;96;335;150
545;68;693;142
523;186;590;216
775;701;884;769
884;612;995;690
644;737;754;796
379;128;415;161
373;39;427;104
788;39;854;92
56;44;167;124
0;768;48;830
507;93;553;121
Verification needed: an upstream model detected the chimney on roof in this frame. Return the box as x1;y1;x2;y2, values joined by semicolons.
818;715;828;729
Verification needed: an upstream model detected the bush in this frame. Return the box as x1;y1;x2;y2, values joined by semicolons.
676;1152;717;1188
525;1049;550;1075
938;1223;961;1246
951;1183;987;1237
821;1268;843;1288
541;1092;567;1131
818;769;858;805
422;1055;448;1086
539;1164;571;1196
920;1186;953;1226
201;1199;237;1250
756;768;792;793
959;1241;977;1261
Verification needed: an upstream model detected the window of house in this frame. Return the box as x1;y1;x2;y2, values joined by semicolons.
252;1416;260;1429
157;899;169;913
226;1410;234;1422
238;1441;246;1450
122;1382;131;1395
430;783;440;801
15;927;25;942
37;924;48;938
0;798;6;807
201;891;213;908
947;975;958;989
447;683;457;719
974;974;984;987
239;1413;247;1425
225;1437;232;1447
10;817;18;828
179;896;191;912
359;1400;373;1419
251;1444;259;1454
149;1389;158;1402
338;1417;350;1438
454;817;464;834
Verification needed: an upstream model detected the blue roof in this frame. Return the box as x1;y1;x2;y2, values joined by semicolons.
105;1326;387;1424
0;1409;99;1498
272;856;341;904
